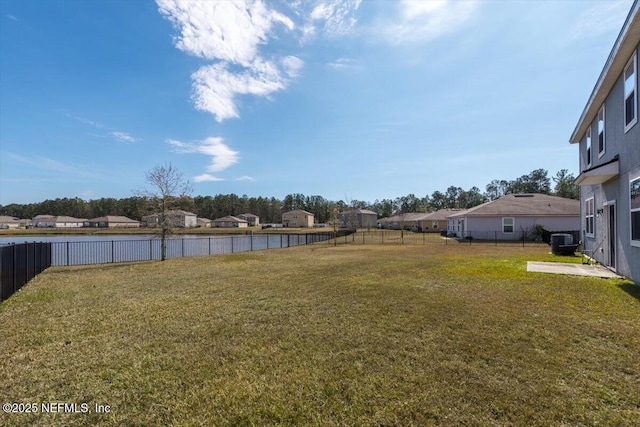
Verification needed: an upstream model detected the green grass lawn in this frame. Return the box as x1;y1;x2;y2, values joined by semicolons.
0;244;638;426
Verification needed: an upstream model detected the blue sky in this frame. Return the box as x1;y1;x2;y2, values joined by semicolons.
0;0;634;205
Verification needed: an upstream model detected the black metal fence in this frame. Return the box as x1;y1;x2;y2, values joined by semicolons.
0;232;351;302
333;229;570;246
0;242;52;302
48;232;342;267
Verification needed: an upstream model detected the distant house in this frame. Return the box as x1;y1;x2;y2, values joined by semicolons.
211;216;248;228
32;215;86;228
88;216;140;228
378;213;430;231
446;194;580;240
196;218;212;228
340;209;378;229
282;210;314;228
569;0;639;283
0;216;22;229
142;210;197;228
237;213;260;227
421;209;462;232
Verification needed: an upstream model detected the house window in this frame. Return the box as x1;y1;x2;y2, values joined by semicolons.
502;217;514;233
586;127;592;168
631;177;640;246
625;52;637;132
598;106;605;157
585;197;595;237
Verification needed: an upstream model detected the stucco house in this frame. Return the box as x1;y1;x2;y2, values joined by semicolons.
238;213;260;227
88;216;140;228
282;210;314;228
196;218;212;228
211;216;248;228
340;209;378;229
422;209;462;232
32;215;86;228
142;210;197;228
378;213;427;230
447;194;580;240
569;0;639;283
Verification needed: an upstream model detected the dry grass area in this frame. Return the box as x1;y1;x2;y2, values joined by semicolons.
0;243;638;426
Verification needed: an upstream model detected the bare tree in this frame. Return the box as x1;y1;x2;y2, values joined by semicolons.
141;163;192;261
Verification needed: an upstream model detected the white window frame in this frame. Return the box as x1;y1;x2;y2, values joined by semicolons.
502;217;514;234
624;52;638;133
585;197;595;237
631;175;640;247
586;127;592;168
597;105;605;158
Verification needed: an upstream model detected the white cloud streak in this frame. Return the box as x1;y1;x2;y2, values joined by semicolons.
157;0;360;121
569;0;632;42
110;131;138;143
169;137;239;181
193;174;225;183
310;0;362;37
377;0;479;45
64;113;139;143
4;152;99;179
157;0;303;122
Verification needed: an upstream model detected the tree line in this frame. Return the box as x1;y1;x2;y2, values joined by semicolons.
0;168;578;224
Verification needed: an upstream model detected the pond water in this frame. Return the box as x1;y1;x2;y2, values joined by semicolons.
0;234;206;245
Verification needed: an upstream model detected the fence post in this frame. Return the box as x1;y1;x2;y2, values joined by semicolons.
231;236;234;253
209;237;211;255
66;241;70;266
12;244;17;296
112;240;115;263
149;239;153;261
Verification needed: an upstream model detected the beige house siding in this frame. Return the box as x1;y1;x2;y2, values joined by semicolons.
282;210;314;227
142;210;197;228
0;216;22;229
212;216;249;228
238;213;260;227
88;216;140;228
340;209;377;229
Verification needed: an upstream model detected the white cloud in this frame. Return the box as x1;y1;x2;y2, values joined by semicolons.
6;14;18;21
110;131;138;143
157;0;293;64
310;0;362;37
191;60;293;122
193;174;225;183
169;137;239;179
157;0;306;122
64;113;103;128
64;113;139;143
236;176;256;182
377;0;479;45
157;0;360;121
327;57;357;70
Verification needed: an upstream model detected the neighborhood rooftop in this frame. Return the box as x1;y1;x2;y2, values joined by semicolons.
448;194;580;218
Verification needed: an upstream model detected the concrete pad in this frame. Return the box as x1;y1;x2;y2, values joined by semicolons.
527;261;621;279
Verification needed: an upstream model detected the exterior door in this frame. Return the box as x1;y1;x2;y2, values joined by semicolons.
605;202;616;270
